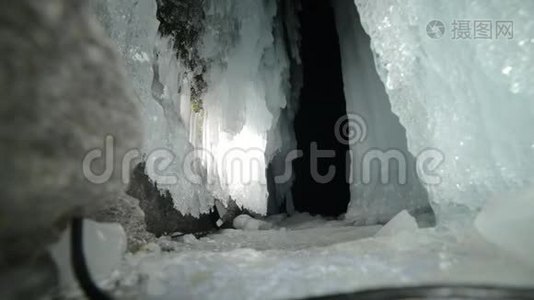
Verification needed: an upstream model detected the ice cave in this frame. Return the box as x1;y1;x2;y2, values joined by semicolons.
1;0;534;299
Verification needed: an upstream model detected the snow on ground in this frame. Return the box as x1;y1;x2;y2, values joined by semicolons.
106;213;534;300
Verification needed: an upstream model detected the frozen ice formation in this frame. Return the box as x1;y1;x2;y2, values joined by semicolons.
198;0;293;214
333;0;433;225
91;0;534;227
90;0;213;217
71;1;534;298
353;0;534;223
91;0;295;216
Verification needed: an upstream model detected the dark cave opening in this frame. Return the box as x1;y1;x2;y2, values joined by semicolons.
291;0;351;217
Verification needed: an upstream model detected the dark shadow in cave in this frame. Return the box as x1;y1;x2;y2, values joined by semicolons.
291;0;351;217
127;163;219;237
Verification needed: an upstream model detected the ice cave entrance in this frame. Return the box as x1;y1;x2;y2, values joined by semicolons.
291;0;351;217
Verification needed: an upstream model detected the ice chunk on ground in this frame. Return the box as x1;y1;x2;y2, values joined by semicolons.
376;210;418;237
49;219;126;296
182;234;199;244
233;214;273;231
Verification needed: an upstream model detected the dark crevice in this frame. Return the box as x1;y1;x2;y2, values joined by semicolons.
291;0;350;217
155;0;206;112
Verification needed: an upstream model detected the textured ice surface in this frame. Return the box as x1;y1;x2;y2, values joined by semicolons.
353;0;534;223
49;220;126;297
111;215;534;300
333;0;433;225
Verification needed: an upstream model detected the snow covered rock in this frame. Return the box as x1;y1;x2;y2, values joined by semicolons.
1;0;141;296
92;193;154;251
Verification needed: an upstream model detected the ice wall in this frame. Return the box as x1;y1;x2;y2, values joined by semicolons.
92;0;294;216
333;0;434;225
352;0;534;223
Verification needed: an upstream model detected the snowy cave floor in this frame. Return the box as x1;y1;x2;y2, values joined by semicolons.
109;214;534;300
